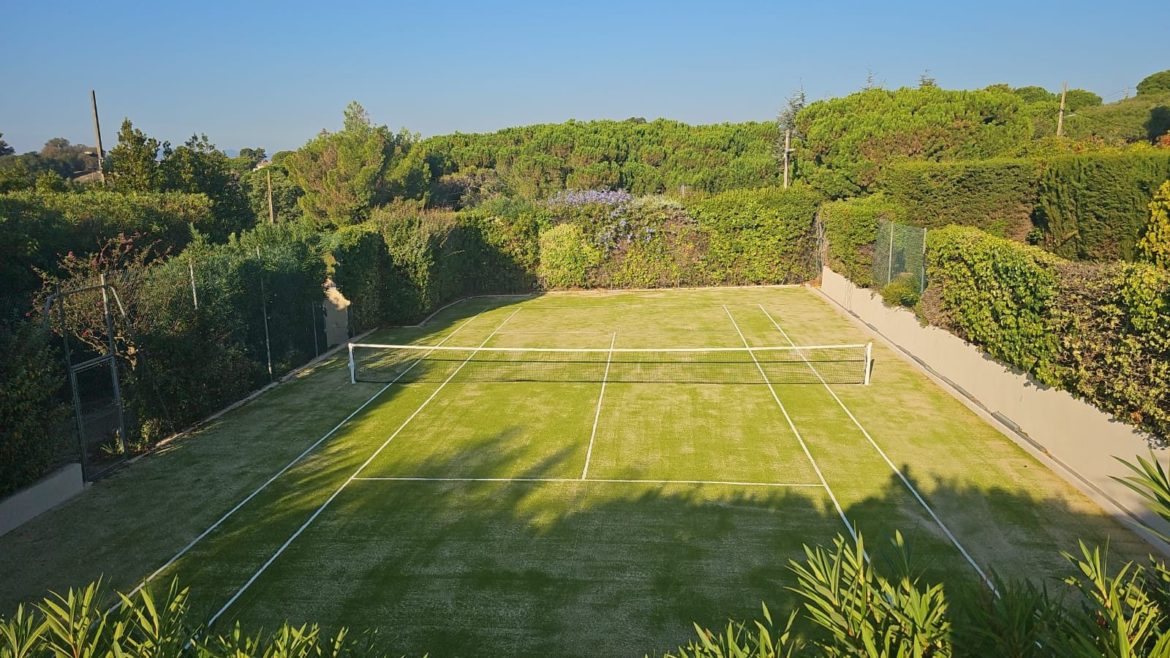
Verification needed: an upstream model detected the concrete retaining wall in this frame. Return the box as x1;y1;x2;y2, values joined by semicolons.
0;464;85;537
818;266;1170;542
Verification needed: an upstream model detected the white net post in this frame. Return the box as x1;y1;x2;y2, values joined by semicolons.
864;342;873;386
348;342;356;384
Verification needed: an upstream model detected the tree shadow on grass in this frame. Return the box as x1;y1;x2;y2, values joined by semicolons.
198;430;1153;658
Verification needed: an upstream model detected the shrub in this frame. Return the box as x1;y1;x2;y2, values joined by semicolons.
0;318;67;496
686;186;822;284
819;194;906;286
538;223;600;288
924;226;1063;383
880;272;921;308
925;225;1170;437
880;159;1041;239
1035;151;1170;260
1138;180;1170;268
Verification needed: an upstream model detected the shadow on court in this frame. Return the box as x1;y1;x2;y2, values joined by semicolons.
189;428;1151;658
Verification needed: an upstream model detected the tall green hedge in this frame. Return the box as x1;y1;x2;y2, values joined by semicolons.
686;186;823;284
819;194;906;286
880;159;1041;239
0;318;68;496
923;225;1170;437
1035;151;1170;260
923;226;1063;382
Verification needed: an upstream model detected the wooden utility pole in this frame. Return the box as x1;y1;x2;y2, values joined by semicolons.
1056;81;1068;137
782;129;793;189
266;169;275;223
90;90;106;184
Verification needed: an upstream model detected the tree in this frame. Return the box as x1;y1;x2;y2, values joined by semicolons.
1138;180;1170;268
284;101;425;226
161;134;254;238
107;119;163;192
1137;70;1170;96
0;133;13;157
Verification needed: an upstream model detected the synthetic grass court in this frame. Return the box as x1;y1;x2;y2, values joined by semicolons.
0;287;1152;657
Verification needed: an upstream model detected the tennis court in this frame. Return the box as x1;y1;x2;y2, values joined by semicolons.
3;286;1150;657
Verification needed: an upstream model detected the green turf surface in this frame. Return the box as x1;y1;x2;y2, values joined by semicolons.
0;287;1153;657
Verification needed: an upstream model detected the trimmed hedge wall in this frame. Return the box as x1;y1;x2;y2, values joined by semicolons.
923;225;1170;438
687;186;823;285
1035;151;1170;260
880;159;1041;239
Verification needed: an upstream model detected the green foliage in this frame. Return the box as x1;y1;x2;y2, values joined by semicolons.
108;119;163;192
0;133;11;157
1138;70;1170;97
328;206;532;327
668;605;801;658
0;579;387;658
880;159;1042;239
881;273;921;308
538;223;600;288
323;223;396;333
420;118;781;201
790;532;951;657
1035;151;1170;260
0;189;213;255
686;186;822;284
924;227;1170;437
1064;93;1170;144
160;134;254;240
285;102;427;226
819;194;905;287
241;165;304;225
1139;180;1170;268
923;226;1063;383
794;86;1035;195
0;318;67;497
1052;261;1170;437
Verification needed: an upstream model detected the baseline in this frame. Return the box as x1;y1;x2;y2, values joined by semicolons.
757;303;995;591
205;309;520;627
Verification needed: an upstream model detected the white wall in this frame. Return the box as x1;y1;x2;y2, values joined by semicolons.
819;266;1170;542
0;464;85;537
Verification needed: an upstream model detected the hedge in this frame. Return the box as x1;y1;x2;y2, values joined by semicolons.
880;159;1041;239
923;225;1170;438
0;318;68;496
686;186;822;284
1035;150;1170;260
819;194;905;286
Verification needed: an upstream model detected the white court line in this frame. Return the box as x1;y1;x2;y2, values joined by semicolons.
757;303;996;592
723;305;858;543
205;309;521;628
114;316;478;607
580;333;616;480
353;476;823;488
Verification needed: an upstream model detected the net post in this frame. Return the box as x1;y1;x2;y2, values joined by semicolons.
347;343;356;384
864;342;873;386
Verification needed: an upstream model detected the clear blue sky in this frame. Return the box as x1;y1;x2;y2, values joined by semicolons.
1;0;1165;154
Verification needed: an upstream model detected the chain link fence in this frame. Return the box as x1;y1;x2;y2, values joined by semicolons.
873;219;927;294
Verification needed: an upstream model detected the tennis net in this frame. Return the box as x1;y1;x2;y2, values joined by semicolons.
348;342;872;385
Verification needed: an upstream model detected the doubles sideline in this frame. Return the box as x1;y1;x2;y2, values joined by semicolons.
757;303;996;592
722;305;859;544
205;309;521;627
115;310;481;606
